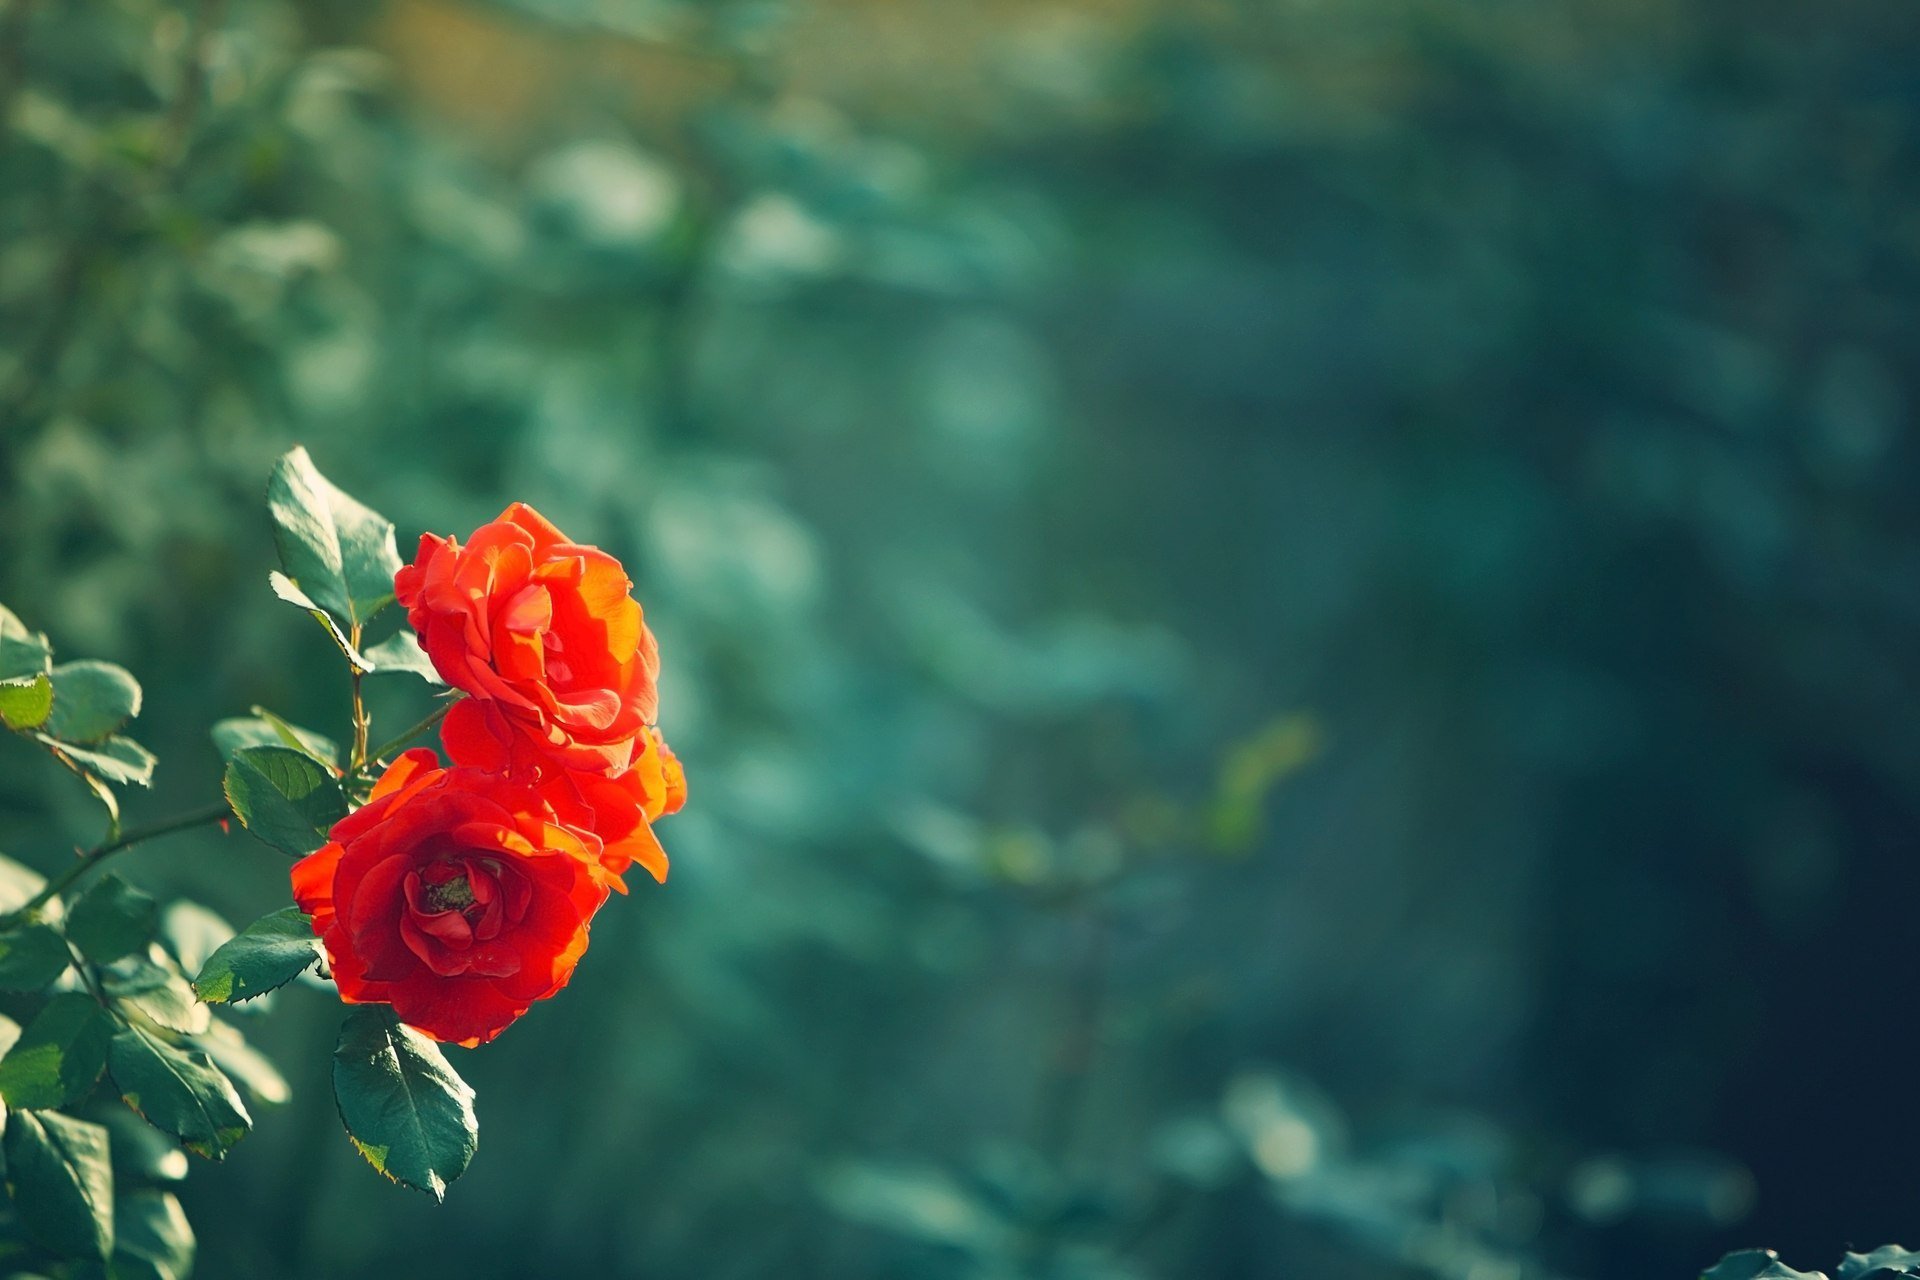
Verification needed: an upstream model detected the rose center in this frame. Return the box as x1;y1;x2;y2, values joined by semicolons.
422;874;475;912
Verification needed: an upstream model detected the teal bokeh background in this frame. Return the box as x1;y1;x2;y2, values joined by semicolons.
5;0;1920;1275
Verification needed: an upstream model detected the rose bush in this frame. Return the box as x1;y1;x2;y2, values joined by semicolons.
0;447;686;1277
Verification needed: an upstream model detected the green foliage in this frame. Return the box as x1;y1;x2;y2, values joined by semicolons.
0;996;113;1110
65;875;158;966
106;1028;250;1162
221;747;347;857
3;1110;114;1260
332;1007;477;1202
192;909;319;1004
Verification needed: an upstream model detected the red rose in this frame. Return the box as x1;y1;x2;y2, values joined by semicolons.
535;727;687;892
291;750;609;1046
395;502;661;777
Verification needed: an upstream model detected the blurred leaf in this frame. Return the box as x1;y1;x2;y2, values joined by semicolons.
332;1006;477;1201
1208;714;1320;852
95;1104;188;1183
222;746;347;857
363;629;443;683
268;446;403;629
0;854;47;913
195;1019;290;1105
0;923;70;991
0;994;113;1109
40;736;157;788
156;902;234;978
4;1109;113;1259
66;874;158;965
210;713;340;769
1838;1246;1920;1278
104;953;210;1037
106;1026;250;1161
108;1189;194;1280
819;1162;1008;1252
43;661;141;745
193;907;318;1003
0;675;53;731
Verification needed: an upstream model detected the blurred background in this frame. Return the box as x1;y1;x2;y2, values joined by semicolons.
3;0;1920;1275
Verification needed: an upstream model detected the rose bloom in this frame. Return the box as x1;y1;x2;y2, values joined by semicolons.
395;502;661;777
537;727;687;892
291;751;609;1046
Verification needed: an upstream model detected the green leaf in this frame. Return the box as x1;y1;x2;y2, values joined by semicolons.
195;1019;290;1105
103;955;209;1036
1838;1246;1920;1278
222;746;347;858
108;1188;194;1280
210;710;340;768
363;629;444;684
106;1026;250;1161
4;1109;114;1259
43;661;141;745
0;994;112;1110
192;907;319;1004
268;446;404;629
156;902;233;977
66;874;158;965
0;675;53;731
0;923;71;990
1702;1252;1826;1280
0;605;51;682
39;735;157;788
332;1006;477;1200
268;572;373;673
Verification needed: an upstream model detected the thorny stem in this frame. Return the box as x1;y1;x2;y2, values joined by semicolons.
348;623;369;773
14;802;231;917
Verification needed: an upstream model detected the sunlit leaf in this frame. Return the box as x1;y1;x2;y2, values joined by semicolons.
0;994;113;1109
0;674;53;731
193;907;319;1003
268;446;403;629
